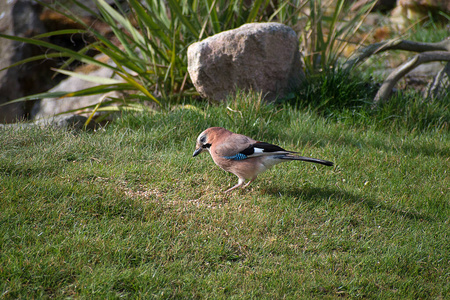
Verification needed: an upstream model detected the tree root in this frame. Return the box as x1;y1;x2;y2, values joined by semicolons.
344;38;450;107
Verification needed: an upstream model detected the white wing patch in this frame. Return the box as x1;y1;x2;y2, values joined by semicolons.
248;148;290;158
253;147;265;154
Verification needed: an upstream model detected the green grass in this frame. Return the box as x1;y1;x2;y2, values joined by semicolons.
1;94;449;298
288;69;450;132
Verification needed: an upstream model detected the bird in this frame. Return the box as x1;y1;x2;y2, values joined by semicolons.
192;127;334;193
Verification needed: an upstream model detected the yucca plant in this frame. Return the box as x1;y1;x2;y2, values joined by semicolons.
0;0;375;125
300;0;376;73
0;0;290;123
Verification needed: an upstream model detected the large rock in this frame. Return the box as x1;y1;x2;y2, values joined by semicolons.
0;0;54;123
32;55;123;119
0;0;116;123
0;114;96;131
187;23;305;101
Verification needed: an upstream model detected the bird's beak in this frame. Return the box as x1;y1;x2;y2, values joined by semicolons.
193;147;202;157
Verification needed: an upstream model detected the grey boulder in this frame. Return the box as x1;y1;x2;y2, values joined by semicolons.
187;22;305;102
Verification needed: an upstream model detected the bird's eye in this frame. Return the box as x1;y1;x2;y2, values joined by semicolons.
200;135;206;143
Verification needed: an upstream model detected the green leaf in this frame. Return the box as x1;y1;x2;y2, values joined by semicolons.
205;0;220;34
96;0;145;45
0;33;114;71
62;84;134;98
32;29;88;39
52;69;124;85
246;0;265;23
129;0;172;46
114;72;161;106
0;91;70;106
0;53;70;72
167;0;200;39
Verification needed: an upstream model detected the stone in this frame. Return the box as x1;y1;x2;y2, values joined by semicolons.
187;22;305;102
31;54;124;119
0;114;96;131
0;0;117;123
0;0;55;123
34;114;97;130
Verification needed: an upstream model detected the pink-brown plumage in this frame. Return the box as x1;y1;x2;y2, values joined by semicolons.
193;127;333;192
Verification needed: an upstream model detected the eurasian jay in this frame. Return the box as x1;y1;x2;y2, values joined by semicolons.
193;127;334;193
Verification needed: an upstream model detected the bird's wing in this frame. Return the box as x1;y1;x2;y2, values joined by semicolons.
217;138;292;161
243;142;293;157
214;134;255;159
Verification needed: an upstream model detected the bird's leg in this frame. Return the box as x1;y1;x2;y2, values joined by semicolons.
243;177;257;189
224;178;245;193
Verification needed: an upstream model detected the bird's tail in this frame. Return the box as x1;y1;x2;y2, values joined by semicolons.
280;155;334;166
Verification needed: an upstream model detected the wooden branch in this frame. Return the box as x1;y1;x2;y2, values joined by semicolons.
344;38;450;71
373;51;450;106
425;62;450;99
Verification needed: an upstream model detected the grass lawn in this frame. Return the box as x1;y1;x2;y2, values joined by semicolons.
1;98;449;298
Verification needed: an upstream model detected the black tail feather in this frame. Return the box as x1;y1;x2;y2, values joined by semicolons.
280;155;334;166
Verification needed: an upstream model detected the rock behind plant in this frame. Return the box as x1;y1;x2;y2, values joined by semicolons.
188;23;305;102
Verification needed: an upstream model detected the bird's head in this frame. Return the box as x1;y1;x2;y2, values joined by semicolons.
193;127;229;157
193;129;211;157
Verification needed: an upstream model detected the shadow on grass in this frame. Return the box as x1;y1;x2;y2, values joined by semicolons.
265;186;433;222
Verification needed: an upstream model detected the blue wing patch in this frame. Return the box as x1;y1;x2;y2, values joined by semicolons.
223;153;248;161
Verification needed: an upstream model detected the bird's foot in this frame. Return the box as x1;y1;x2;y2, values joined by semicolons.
224;177;256;193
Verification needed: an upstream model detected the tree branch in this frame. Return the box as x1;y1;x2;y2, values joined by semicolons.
425;62;450;99
373;51;450;106
344;38;450;71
